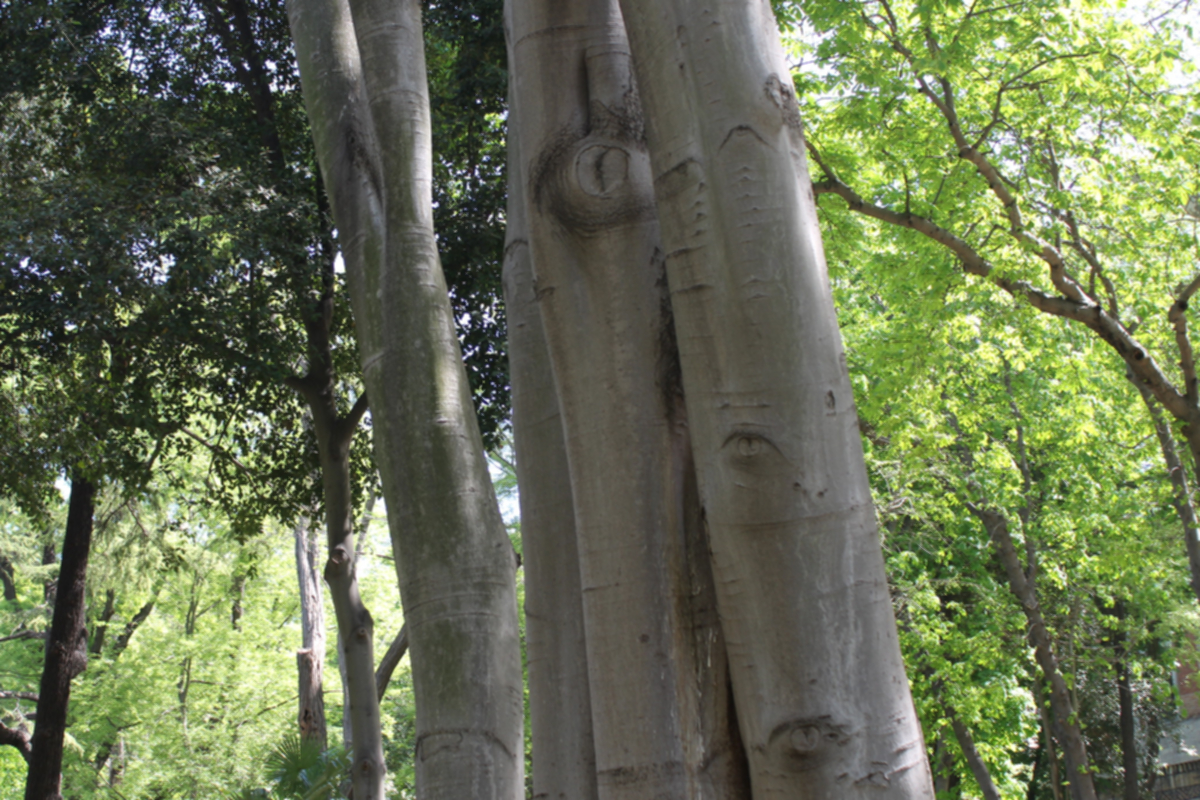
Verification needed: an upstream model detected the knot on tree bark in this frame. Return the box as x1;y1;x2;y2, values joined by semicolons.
763;716;851;773
530;47;655;233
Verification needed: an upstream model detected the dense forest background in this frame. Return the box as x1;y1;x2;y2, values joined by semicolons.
1;0;1198;797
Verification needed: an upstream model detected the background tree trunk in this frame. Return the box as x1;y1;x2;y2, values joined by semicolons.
612;1;932;795
948;717;1001;800
25;474;94;800
294;515;327;749
0;555;16;602
287;0;524;795
971;508;1096;800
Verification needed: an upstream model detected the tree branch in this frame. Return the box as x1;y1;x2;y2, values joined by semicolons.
178;428;256;477
0;720;31;763
1169;275;1200;407
343;391;370;433
375;623;408;701
806;153;1189;422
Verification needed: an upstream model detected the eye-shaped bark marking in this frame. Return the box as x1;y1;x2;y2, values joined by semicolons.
722;431;786;474
533;132;655;231
763;717;852;773
576;144;631;197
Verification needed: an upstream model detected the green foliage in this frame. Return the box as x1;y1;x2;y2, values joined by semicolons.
425;0;511;449
261;735;350;800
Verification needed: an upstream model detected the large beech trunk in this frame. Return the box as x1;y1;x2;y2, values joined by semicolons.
287;0;523;796
25;474;94;800
606;1;931;795
501;108;598;800
507;1;746;798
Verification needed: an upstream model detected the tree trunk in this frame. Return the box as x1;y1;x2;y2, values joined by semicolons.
90;589;116;655
611;1;932;796
1129;372;1200;605
230;573;245;631
25;474;95;800
294;515;328;749
110;594;156;659
0;554;17;602
972;508;1096;800
501;96;598;800
313;403;379;797
507;1;747;797
1115;650;1137;800
41;541;57;605
288;0;524;795
1101;599;1138;800
948;717;1001;800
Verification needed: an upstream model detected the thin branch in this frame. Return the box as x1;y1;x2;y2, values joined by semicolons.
178;428;255;477
1169;274;1200;407
375;623;408;701
0;691;38;701
806;153;1189;422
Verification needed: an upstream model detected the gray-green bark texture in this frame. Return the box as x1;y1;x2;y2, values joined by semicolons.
294;515;327;749
507;1;747;798
610;1;934;796
502;102;599;800
287;0;524;797
290;0;931;796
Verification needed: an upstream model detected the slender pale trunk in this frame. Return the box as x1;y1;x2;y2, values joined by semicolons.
25;474;94;800
508;1;747;796
294;515;328;748
288;0;524;796
971;509;1096;800
501;107;598;800
612;2;931;795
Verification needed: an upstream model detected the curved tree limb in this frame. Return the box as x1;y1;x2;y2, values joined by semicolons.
373;623;407;702
0;721;31;764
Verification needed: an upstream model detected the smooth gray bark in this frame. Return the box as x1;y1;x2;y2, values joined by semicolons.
611;1;932;796
502;106;599;800
294;516;327;748
508;1;747;796
287;0;524;795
